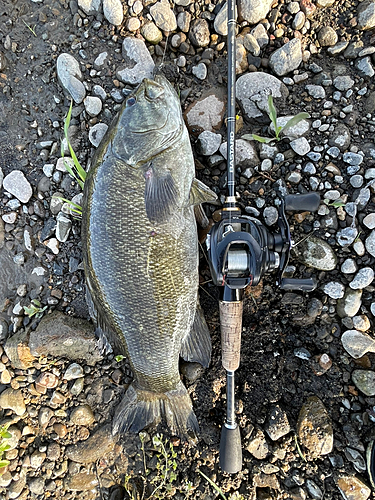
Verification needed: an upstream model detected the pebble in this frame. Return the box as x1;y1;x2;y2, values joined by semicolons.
64;363;84;380
296;236;337;271
356;57;375;77
70;404;95;426
271;116;310;140
333;75;355;91
263;206;278;226
269;38;302;76
306;84;326;99
197;131;222;156
56;212;72;243
349;267;374;289
341;258;357;274
0;387;26;415
65;425;116;463
350;174;364;188
141;22;163;44
341;330;375;358
3;170;33;203
297;396;333;457
336;475;371;500
357;0;375;30
117;38;154;85
352;370;375;396
103;0;123;26
243;34;260;56
265;405;291;441
238;0;274;24
363;213;375;229
185;93;225;133
220;139;259;167
365;230;375;257
29;477;45;496
343;152;363;166
78;0;100;15
336;226;358;247
84;96;102;117
337;288;362;318
246;428;269;459
290;137;311;155
36;372;59;389
89;123;108;148
353;315;370;332
150;0;177;32
57;53;86;104
323;281;345;299
64;472;98;491
189;18;210;47
192;62;207;80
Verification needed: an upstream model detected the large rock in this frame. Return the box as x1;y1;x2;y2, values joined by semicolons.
341;330;375;359
57;53;86;104
220;138;259;167
29;311;103;365
117;38;155;85
3;170;33;203
184;91;225;133
269;38;302;76
103;0;123;25
357;0;375;30
4;330;35;369
297;396;333;457
236;73;288;123
238;0;274;24
65;425;116;463
294;236;337;271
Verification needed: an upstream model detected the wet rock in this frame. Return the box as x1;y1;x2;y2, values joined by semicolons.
141;22;163;44
29;311;102;365
185;92;225;133
337;288;362;318
365;230;375;257
220;139;259;167
89;123;108;147
57;53;86;104
103;0;123;26
0;388;26;415
197;131;222;156
70;404;95;426
295;236;337;271
150;0;177;32
357;0;375;30
3;170;33;203
117;38;154;85
336;475;370;500
64;473;98;491
65;425;116;463
297;396;333;457
189;18;210;47
341;330;375;358
246;428;269;459
4;330;35;369
269;38;302;76
238;0;274;24
352;370;375;396
236;73;288;122
265;405;291;441
349;268;374;289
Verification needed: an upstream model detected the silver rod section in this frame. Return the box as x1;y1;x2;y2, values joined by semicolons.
225;370;237;428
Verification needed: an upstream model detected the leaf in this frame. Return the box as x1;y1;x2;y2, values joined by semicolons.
330;200;346;208
23;306;37;317
32;299;41;307
0;443;10;453
248;134;275;144
282;112;310;134
0;460;10;469
268;94;278;129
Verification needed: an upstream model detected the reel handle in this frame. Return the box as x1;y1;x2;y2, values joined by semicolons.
280;277;317;291
285;193;320;212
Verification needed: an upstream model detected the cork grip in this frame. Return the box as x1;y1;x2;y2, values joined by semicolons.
220;301;243;371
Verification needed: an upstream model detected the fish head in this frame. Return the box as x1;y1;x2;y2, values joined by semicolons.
112;74;183;168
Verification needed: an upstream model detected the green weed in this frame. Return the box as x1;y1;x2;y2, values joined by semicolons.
243;94;310;144
324;199;346;208
22;20;37;37
23;299;47;319
198;470;245;500
0;423;12;469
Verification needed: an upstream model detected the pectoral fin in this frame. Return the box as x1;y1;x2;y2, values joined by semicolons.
144;164;178;223
189;178;217;206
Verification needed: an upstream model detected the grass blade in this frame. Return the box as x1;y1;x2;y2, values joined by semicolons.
268;94;278;129
198;470;227;500
282;112;310;134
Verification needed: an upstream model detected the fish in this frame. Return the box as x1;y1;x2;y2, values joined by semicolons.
81;73;217;437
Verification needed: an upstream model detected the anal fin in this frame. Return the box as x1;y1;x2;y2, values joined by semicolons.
180;302;211;368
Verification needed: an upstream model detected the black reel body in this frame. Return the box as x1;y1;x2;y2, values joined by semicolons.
207;193;320;293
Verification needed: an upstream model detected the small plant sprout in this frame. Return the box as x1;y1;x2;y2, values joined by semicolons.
324;198;346;208
243;94;310;144
22;20;37;37
23;300;47;319
0;423;12;469
115;355;125;362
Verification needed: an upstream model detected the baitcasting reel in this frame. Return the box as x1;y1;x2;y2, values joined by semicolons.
207;192;321;295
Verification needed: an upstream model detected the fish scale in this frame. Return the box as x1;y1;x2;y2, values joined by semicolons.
82;74;216;435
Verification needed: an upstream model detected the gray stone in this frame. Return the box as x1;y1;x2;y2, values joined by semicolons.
333;75;355;91
57;53;86;104
29;311;102;365
89;123;108;147
305;84;326;99
251;23;269;48
357;0;375;30
337;288;362;318
371;303;375;316
263;206;278;226
269;38;302;76
177;11;191;32
293;11;305;30
270;116;310;139
323;281;345;299
350;174;364;188
150;0;177;32
341;258;357;274
353;315;371;332
344;41;365;59
356;57;375;78
329;124;351;151
70;404;95;426
0;166;3;189
318;26;338;46
117;38;154;85
189;18;210;47
238;0;274;24
84;96;102;117
56;212;72;243
297;396;333;457
343;152;363;165
296;236;337;271
341;330;375;358
265;405;291;441
220;139;259;167
78;0;101;15
64;363;84;380
246;428;269;459
290;137;310;155
286;171;301;184
236;72;288;122
349;267;374;289
192;62;207;80
243;33;260;56
306;480;323;500
336;226;358;247
185;93;225;132
0;388;26;415
363;213;375;229
29;477;45;496
103;0;123;26
3;170;33;203
327;41;349;55
352;370;375;396
141;22;163;44
94;54;108;71
197;131;222;156
214;1;231;36
365;230;375;257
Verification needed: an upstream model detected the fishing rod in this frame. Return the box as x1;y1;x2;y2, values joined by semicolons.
206;0;321;474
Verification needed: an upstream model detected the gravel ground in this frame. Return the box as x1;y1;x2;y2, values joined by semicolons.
1;0;375;498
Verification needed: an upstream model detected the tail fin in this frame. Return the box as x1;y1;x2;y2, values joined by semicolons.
112;381;199;437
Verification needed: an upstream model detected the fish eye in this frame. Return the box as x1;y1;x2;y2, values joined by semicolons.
127;97;136;107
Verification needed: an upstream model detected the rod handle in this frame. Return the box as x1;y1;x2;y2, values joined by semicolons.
284;193;320;212
219;424;242;474
220;301;243;372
